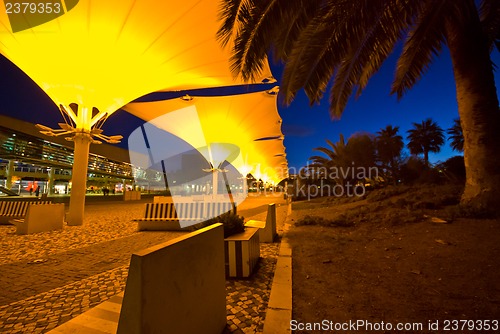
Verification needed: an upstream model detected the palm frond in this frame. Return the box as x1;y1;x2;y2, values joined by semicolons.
312;147;337;160
479;0;500;52
447;118;464;152
320;0;415;118
216;0;253;48
376;125;401;138
280;6;342;106
356;0;415;95
309;156;330;164
272;1;319;62
391;0;448;98
325;138;339;151
281;1;367;107
232;0;309;82
329;0;413;118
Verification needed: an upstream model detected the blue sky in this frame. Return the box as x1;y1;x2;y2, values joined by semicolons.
1;47;499;172
279;48;500;169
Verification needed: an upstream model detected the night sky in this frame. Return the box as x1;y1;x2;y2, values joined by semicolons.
1;47;499;171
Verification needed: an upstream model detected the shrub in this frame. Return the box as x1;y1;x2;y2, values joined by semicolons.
295;215;329;226
295;215;355;228
436;156;465;182
221;213;246;237
367;186;410;202
200;212;246;238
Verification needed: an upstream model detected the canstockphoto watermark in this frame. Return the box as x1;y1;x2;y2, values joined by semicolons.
289;162;380;181
290;319;425;332
287;162;380;199
295;181;367;199
290;319;500;332
127;105;249;228
5;0;81;33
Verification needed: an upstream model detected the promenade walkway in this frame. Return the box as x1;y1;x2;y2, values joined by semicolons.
0;195;288;333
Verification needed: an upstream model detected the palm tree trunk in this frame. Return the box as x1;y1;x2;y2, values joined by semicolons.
445;3;500;213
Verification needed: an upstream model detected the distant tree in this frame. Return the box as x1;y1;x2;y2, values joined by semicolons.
399;156;428;184
376;125;404;184
346;132;377;170
437;155;466;183
407;119;445;166
346;132;378;185
447;118;464;152
309;134;349;186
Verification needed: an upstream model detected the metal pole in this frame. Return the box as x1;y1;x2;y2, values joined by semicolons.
67;133;91;226
5;160;14;189
48;168;55;195
212;170;218;196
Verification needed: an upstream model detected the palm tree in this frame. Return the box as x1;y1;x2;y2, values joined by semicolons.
447;118;464;152
218;0;500;210
376;125;404;184
346;132;377;174
310;133;376;186
407;119;445;166
309;134;349;185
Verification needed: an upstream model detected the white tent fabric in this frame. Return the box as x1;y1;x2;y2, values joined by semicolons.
123;90;288;183
0;0;279;226
0;0;275;126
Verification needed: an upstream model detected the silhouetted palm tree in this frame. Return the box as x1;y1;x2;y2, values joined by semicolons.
376;125;404;184
309;134;348;184
407;119;445;166
218;0;500;210
310;133;376;186
447;118;464;152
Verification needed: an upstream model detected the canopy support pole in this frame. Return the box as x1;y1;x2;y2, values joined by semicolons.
212;170;218;196
67;133;92;226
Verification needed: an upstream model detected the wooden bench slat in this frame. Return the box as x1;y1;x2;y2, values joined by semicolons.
0;201;54;221
3;202;26;216
135;218;205;221
134;201;235;227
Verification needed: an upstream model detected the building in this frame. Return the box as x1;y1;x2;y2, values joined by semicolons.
0;115;164;195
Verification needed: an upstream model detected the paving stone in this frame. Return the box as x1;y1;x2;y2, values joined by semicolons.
0;200;288;333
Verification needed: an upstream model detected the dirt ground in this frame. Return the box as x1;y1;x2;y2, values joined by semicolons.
288;185;500;333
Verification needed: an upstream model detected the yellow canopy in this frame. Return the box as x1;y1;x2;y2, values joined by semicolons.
0;0;274;129
123;90;288;184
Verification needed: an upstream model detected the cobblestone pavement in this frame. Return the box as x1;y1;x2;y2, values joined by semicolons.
0;197;287;333
225;242;280;334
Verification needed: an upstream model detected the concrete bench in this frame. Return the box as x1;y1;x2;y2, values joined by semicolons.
153;195;229;203
0;200;52;224
135;202;205;231
48;224;226;334
244;203;277;243
153;195;174;203
11;203;65;235
135;201;235;231
123;190;141;201
224;227;260;278
205;201;235;218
